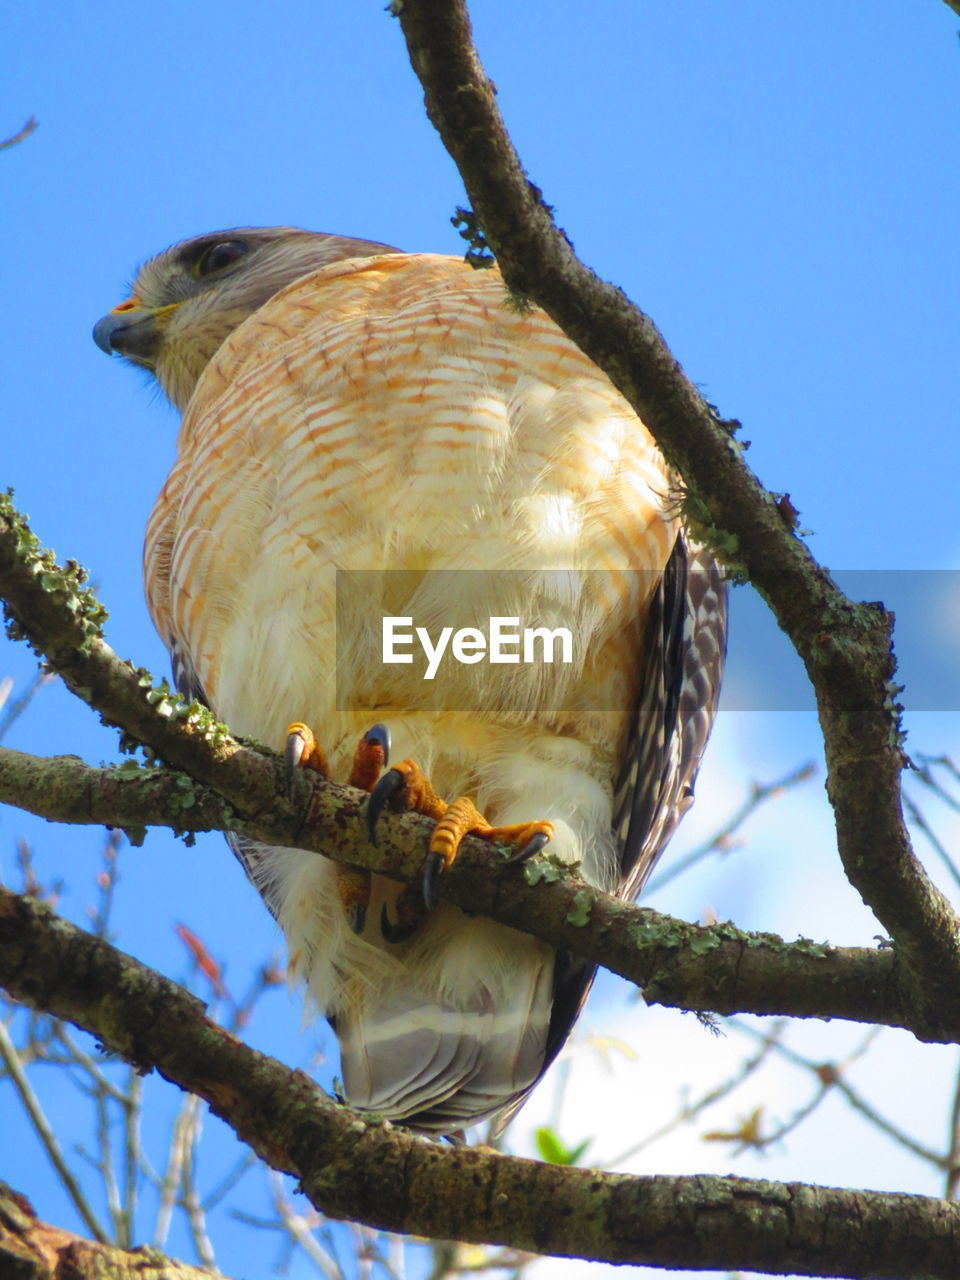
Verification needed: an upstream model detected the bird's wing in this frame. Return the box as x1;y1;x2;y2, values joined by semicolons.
613;532;728;899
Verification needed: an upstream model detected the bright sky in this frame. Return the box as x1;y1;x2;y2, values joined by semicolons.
2;5;959;1279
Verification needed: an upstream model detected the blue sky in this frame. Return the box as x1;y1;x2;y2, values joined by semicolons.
2;5;960;1279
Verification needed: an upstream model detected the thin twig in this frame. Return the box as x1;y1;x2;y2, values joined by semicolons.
180;1095;217;1270
120;1068;143;1246
202;1150;258;1212
0;667;52;743
733;1020;945;1167
154;1094;191;1248
0;1016;108;1241
912;755;960;814
608;1021;786;1167
646;763;815;894
52;1021;128;1103
903;793;960;893
269;1170;344;1280
0;115;38;151
945;1054;960;1198
94;1084;126;1243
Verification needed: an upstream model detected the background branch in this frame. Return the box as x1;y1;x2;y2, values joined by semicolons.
0;1180;218;1280
0;115;38;152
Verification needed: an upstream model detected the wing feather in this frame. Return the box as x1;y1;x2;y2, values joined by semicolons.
614;532;728;898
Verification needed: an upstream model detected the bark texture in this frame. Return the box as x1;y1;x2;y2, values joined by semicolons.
0;1182;217;1280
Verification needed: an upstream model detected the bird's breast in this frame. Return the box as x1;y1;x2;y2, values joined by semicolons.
144;255;676;772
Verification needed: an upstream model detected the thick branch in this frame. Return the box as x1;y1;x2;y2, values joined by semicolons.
0;1181;216;1280
0;493;285;821
0;740;935;1042
391;0;960;1036
2;888;959;1279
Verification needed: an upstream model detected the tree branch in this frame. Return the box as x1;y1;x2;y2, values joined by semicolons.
390;0;960;1038
2;888;958;1278
0;116;38;152
0;489;949;1042
0;740;915;1034
0;737;925;1044
0;1180;217;1279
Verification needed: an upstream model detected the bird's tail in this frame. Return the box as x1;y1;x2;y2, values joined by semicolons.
337;907;556;1132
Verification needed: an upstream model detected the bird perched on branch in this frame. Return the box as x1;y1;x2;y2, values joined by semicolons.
94;226;726;1134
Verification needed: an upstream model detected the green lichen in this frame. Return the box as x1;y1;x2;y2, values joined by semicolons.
626;916;692;952
566;888;594;927
451;206;496;270
626;912;832;962
165;771;199;813
680;490;746;581
134;666;233;750
114;759;146;778
688;929;724;957
1;490;108;651
523;855;573;886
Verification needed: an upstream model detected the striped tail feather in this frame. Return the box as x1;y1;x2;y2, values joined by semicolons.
340;972;553;1128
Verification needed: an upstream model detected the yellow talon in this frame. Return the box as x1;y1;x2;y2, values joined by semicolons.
285;721;329;777
369;758;554;930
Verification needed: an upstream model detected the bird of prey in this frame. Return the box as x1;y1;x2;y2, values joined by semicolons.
94;227;726;1133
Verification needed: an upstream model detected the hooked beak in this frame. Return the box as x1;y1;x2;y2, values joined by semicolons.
93;298;170;362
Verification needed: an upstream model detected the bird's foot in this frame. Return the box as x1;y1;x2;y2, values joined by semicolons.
347;723;390;793
368;759;553;942
285;721;391;935
285;721;329;794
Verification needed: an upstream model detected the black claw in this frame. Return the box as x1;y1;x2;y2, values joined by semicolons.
285;731;307;801
422;850;445;909
380;902;418;945
363;722;390;768
505;830;551;865
367;768;406;845
347;903;367;935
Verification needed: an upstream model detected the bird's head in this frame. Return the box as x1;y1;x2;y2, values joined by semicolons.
93;226;398;411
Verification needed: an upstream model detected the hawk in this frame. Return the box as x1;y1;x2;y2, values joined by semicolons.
93;227;726;1134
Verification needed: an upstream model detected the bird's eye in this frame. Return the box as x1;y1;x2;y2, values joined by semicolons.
195;240;249;277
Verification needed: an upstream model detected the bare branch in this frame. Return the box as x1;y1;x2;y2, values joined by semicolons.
0;739;929;1040
0;116;38;152
0;1179;219;1279
0;1019;108;1242
645;762;816;894
606;1022;787;1167
2;887;959;1276
946;1060;960;1199
732;1020;948;1169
